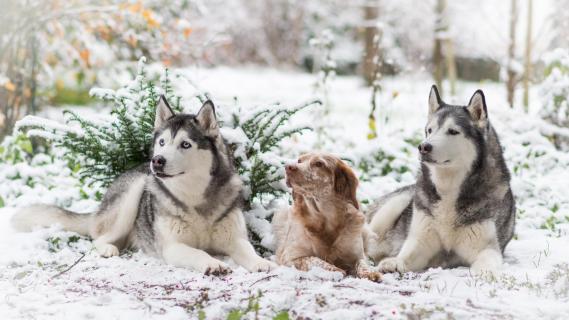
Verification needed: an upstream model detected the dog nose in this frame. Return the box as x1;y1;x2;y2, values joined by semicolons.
285;164;297;173
152;155;166;170
418;143;433;154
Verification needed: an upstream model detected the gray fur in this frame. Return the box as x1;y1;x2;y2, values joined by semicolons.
11;97;276;273
368;86;516;272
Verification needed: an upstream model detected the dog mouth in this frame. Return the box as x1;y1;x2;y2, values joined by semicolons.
154;171;185;179
421;157;451;165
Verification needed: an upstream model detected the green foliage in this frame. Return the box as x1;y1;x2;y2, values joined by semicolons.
52;87;94;106
358;148;412;182
0;133;35;164
226;291;262;320
19;60;183;187
17;58;312;211
230;101;316;205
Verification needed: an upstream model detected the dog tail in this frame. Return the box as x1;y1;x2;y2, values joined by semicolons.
367;185;414;239
11;205;94;236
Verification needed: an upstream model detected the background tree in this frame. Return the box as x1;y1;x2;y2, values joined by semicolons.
506;0;519;108
523;0;533;112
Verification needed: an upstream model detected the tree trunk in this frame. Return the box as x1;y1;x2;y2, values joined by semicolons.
507;0;518;108
363;2;379;85
433;0;446;96
523;0;533;112
445;40;457;96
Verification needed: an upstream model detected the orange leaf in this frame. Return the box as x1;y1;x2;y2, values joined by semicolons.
4;81;15;92
79;49;90;66
183;27;193;39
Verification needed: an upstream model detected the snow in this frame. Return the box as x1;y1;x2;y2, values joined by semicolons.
1;67;569;319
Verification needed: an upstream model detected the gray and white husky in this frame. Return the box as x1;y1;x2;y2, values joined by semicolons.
12;96;276;274
367;85;515;275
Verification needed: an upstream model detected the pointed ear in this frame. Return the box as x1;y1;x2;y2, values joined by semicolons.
154;95;175;130
195;100;219;137
428;85;442;116
334;160;359;210
466;90;488;126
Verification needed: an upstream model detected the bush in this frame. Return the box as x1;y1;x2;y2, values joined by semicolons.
15;58;315;251
540;48;569;150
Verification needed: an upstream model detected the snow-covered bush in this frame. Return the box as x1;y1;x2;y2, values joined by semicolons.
540;48;569;150
14;58;314;251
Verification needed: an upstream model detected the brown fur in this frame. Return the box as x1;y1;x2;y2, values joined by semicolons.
273;152;382;282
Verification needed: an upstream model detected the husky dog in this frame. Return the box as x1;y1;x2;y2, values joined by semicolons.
12;97;276;275
367;85;515;275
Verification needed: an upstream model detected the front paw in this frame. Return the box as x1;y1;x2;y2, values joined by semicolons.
378;257;408;274
356;267;383;282
248;259;278;272
204;260;232;276
95;243;120;258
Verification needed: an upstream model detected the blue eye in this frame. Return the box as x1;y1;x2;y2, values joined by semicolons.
181;141;192;149
159;139;165;146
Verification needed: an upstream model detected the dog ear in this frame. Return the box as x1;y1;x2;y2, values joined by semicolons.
195;100;219;137
428;85;443;116
154;95;175;130
466;90;488;127
334;160;359;210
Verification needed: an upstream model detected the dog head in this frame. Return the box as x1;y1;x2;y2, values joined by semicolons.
418;85;487;169
150;96;219;179
285;152;359;209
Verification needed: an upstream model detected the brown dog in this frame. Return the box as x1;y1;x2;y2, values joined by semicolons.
272;152;381;282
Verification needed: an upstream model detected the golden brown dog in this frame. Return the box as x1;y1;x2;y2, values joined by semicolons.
272;152;381;282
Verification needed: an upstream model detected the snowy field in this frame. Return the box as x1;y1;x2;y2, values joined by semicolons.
1;67;569;319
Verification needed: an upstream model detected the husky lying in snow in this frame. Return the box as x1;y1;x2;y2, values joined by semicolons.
12;96;276;275
272;152;382;282
367;85;516;275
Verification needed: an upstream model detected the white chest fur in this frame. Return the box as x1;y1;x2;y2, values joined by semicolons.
156;212;215;250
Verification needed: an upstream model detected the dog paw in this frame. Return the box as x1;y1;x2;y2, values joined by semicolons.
356;268;383;282
470;263;500;278
377;257;408;274
96;243;120;258
204;261;232;277
248;259;278;272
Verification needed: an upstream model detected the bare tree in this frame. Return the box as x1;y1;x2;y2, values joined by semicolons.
433;0;446;95
523;0;533;112
363;1;380;85
506;0;519;108
432;0;456;96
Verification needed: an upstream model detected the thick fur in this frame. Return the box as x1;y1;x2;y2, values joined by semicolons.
12;96;276;274
367;86;516;275
273;153;382;282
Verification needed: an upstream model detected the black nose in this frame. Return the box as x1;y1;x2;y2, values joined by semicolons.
418;143;433;154
152;155;166;170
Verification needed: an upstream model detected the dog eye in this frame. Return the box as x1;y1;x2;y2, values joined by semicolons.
159;139;165;146
181;141;192;149
447;129;459;135
427;128;432;135
313;161;324;168
297;159;302;164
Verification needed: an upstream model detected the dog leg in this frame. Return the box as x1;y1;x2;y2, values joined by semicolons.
91;177;146;258
292;256;347;276
470;248;502;276
454;221;502;276
378;213;440;273
162;242;231;275
227;238;277;272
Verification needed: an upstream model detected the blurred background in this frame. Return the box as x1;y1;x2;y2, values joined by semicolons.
0;0;567;142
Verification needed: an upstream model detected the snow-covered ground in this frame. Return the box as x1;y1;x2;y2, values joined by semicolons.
0;67;568;319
